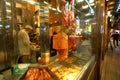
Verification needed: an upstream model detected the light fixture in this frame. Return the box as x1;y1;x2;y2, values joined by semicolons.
85;13;91;16
6;2;11;6
43;1;49;5
6;9;11;13
0;25;3;28
107;11;112;17
89;0;94;3
51;8;56;11
77;0;84;3
90;3;94;6
85;19;91;22
57;9;62;13
22;0;37;5
82;5;88;9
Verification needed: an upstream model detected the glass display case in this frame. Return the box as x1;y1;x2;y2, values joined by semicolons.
15;0;97;80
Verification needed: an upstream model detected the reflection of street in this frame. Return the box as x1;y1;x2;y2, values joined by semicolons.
101;41;120;80
74;39;92;60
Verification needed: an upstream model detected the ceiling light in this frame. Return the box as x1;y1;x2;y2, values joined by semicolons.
82;5;88;9
107;11;112;17
6;9;11;13
85;13;91;16
89;0;94;3
44;1;49;5
77;0;84;3
22;0;36;5
51;8;56;11
90;3;94;6
57;9;62;13
6;2;11;6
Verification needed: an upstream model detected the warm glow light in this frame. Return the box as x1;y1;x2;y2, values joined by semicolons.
68;74;74;80
28;0;36;4
22;0;36;5
51;8;56;11
108;2;115;5
43;1;49;4
57;9;62;13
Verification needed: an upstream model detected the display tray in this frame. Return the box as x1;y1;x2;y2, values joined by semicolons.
65;55;78;63
20;66;59;80
48;61;81;80
65;54;91;68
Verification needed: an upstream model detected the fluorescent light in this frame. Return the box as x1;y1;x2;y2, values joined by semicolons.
6;9;11;13
51;8;56;11
89;0;94;3
28;0;36;4
77;0;84;3
22;0;36;5
44;1;49;4
85;19;91;22
85;13;91;16
7;16;11;19
0;25;3;27
90;3;94;6
82;5;88;9
57;9;62;13
6;2;11;6
107;11;112;17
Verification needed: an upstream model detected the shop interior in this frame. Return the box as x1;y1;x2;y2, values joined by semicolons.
0;0;99;80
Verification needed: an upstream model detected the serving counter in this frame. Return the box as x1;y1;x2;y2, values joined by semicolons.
8;54;95;80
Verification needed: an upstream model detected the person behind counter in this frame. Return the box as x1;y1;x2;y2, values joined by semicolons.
50;32;57;57
18;25;33;63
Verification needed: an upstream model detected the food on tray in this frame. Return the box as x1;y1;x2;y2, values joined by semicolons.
50;65;80;80
24;68;52;80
